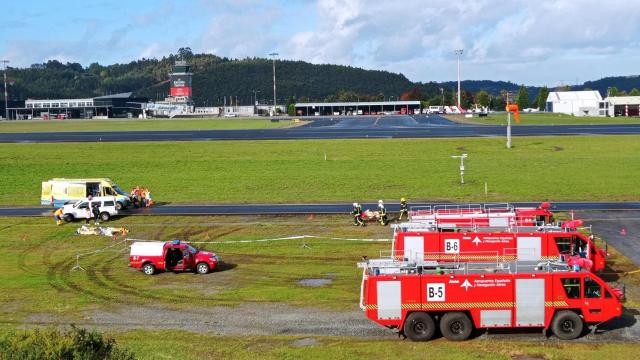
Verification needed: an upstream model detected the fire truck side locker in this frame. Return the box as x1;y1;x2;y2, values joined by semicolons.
377;281;402;320
515;278;545;326
517;236;542;261
404;236;423;261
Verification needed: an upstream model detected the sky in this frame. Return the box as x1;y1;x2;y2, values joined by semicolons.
2;0;640;86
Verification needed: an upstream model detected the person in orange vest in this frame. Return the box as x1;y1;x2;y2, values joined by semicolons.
53;207;64;226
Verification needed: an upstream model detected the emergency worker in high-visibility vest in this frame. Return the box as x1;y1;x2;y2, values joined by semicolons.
378;200;388;226
54;207;64;226
398;197;409;221
352;203;365;226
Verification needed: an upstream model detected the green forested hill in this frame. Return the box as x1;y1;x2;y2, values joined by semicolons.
2;49;639;108
3;52;424;106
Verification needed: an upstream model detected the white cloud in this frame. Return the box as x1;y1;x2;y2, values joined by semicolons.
275;0;640;83
2;0;640;85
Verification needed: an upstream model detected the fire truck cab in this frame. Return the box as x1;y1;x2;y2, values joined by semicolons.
129;240;219;275
359;259;623;341
392;221;607;272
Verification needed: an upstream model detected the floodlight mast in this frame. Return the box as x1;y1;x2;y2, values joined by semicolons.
506;92;512;149
451;153;468;184
454;49;463;109
269;52;278;116
1;60;8;120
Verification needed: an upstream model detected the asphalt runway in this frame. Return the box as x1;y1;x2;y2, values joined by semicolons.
2;115;640;143
3;201;640;217
579;210;640;266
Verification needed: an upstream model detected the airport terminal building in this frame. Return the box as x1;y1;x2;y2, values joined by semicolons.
7;93;146;120
294;101;421;116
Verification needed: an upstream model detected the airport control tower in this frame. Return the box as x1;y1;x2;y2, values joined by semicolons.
168;60;193;105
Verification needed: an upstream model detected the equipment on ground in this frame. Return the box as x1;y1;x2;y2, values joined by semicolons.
76;225;129;237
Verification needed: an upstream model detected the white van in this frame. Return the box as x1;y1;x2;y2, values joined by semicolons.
42;178;131;209
61;196;120;223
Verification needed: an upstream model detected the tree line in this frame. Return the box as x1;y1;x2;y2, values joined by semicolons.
1;48;638;111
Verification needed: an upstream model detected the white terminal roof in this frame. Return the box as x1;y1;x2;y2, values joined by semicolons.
295;101;421;107
546;90;602;102
606;96;640;105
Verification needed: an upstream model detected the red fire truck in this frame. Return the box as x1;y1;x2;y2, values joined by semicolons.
129;240;219;275
359;258;624;341
392;220;606;272
408;202;554;228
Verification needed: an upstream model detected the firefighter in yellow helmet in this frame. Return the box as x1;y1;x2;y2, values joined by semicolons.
378;200;388;226
352;202;365;227
398;197;409;222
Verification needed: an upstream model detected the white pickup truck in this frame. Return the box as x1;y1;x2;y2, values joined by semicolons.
62;196;120;223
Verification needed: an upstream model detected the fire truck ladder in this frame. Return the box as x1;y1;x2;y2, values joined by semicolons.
410;202;515;216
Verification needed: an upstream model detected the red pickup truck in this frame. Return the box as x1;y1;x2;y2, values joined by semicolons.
129;240;219;275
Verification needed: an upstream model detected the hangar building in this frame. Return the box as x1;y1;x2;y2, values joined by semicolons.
606;96;640;117
545;90;607;116
294;101;421;116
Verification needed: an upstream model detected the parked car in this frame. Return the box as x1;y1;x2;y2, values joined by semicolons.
61;196;119;223
129;240;219;275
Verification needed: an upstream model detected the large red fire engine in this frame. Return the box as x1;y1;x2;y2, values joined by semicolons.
359;258;624;341
392;220;606;272
409;202;554;228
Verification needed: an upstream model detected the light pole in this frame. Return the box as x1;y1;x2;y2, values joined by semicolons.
440;87;444;106
253;90;260;106
451;153;468;185
454;49;463;109
269;52;278;116
1;60;8;120
506;91;512;149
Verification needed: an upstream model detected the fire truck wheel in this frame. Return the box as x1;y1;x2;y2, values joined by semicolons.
196;262;209;274
440;312;473;341
551;311;584;340
100;212;110;221
403;312;435;341
142;263;155;275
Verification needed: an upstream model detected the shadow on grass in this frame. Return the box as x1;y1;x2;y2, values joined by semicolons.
214;261;237;273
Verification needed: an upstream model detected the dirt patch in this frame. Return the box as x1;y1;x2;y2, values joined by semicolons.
15;302;639;343
297;279;332;287
292;338;320;347
512;355;546;360
76;303;390;338
552;146;564;152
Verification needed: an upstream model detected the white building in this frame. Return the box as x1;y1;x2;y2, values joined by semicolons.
545;90;607;116
606;96;640;117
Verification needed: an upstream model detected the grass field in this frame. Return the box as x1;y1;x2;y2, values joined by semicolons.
0;215;387;317
1;136;639;206
0;214;638;359
447;113;640;125
0;118;297;132
110;332;640;360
